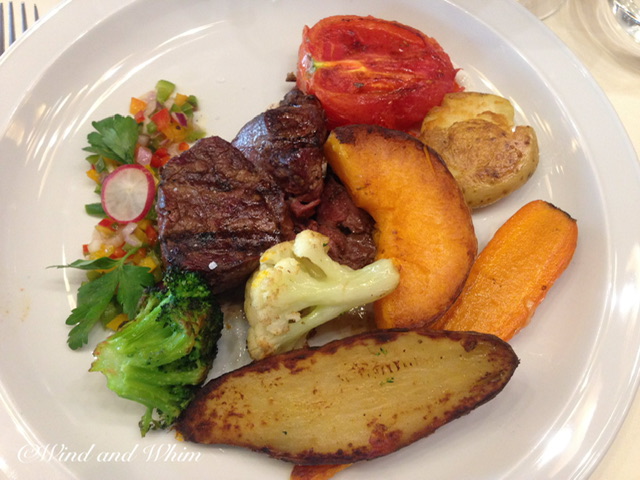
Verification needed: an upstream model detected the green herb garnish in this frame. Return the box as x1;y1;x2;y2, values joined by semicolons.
50;252;156;350
83;114;139;164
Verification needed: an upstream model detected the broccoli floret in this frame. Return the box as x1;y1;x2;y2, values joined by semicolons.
244;229;400;360
90;267;223;436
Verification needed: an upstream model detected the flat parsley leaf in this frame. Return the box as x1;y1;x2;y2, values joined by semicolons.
83;114;139;164
118;264;156;318
61;256;120;271
51;252;156;350
65;272;120;350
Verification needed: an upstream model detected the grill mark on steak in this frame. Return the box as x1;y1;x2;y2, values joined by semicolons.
157;89;378;293
232;89;328;222
231;89;375;269
157;135;294;293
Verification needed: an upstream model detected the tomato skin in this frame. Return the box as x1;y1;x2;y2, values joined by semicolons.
296;15;460;131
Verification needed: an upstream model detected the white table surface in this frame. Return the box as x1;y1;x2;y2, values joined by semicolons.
9;0;640;478
544;2;640;479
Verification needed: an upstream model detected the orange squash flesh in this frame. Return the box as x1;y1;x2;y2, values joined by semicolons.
290;464;352;480
324;124;477;329
431;199;578;340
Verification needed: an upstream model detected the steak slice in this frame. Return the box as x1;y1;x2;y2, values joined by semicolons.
157;136;294;293
232;89;328;223
311;173;377;270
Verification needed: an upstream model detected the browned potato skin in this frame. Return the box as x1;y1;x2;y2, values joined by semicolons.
175;328;519;465
324;125;477;329
420;92;539;209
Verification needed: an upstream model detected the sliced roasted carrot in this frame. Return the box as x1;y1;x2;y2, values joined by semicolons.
432;200;578;341
290;464;352;480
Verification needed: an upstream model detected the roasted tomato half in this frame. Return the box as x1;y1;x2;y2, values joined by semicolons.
296;15;461;131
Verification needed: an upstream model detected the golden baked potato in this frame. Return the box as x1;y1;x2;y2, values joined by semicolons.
175;328;519;465
420;92;539;209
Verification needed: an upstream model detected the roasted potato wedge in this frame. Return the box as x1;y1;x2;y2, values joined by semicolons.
420;92;539;209
175;328;518;465
324;125;477;329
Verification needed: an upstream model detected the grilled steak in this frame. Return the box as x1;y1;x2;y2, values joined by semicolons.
310;173;377;270
157;136;294;293
232;89;328;223
157;90;376;293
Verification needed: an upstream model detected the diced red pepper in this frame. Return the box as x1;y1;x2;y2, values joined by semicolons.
145;224;159;246
98;217;120;231
133;110;145;124
126;247;148;265
110;246;127;259
178;142;190;152
151;155;171;168
151;108;171;131
82;244;90;256
150;147;171;168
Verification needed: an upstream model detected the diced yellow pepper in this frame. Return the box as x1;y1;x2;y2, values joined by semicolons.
134;227;149;245
103;157;121;172
144;165;159;185
106;313;129;331
174;93;189;107
86;168;100;184
138;256;159;272
95;225;117;237
161;123;187;143
138;219;151;230
129;97;147;115
89;244;115;260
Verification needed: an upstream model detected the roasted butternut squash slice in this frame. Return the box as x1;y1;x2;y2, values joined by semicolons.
324;125;477;329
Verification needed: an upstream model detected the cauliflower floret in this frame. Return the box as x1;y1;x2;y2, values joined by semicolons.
245;230;399;360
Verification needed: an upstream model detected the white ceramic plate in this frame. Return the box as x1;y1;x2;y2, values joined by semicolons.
2;0;640;478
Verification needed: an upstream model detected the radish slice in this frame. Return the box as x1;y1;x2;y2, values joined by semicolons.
101;164;156;223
